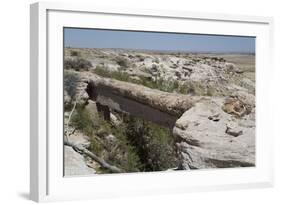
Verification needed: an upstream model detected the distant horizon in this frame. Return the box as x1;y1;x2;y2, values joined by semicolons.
64;28;255;53
65;46;255;55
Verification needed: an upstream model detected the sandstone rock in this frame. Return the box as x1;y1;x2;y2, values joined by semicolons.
64;146;96;176
240;78;255;93
173;97;255;169
225;124;243;137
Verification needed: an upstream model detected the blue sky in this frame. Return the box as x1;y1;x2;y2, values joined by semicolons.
64;28;255;53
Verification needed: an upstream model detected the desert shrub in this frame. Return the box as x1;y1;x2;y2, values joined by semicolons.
71;101;177;172
107;129;142;172
189;81;219;96
115;56;130;68
64;58;92;71
125;117;177;171
177;83;189;94
71;104;95;137
71;105;142;172
136;54;145;61
134;76;179;93
206;86;216;96
94;65;214;95
89;137;103;156
125;146;143;172
94;65;132;82
159;78;179;93
137;76;158;89
177;81;207;96
96;118;142;173
153;57;160;64
94;65;111;77
64;71;79;101
94;66;183;93
70;50;80;57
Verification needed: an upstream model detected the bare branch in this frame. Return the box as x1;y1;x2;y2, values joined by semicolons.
64;141;123;173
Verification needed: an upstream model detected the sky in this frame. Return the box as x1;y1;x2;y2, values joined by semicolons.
64;28;255;53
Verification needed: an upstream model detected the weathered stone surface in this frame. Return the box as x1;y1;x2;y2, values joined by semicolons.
173;97;255;169
64;124;97;175
64;146;96;176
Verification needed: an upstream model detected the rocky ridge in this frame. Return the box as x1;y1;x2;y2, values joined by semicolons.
64;48;256;173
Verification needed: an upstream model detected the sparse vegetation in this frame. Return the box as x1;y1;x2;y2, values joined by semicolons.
64;58;92;71
136;54;145;61
153;57;160;64
178;81;205;96
94;65;186;94
115;56;130;68
95;65;131;82
70;50;80;57
125;116;177;171
70;102;177;173
71;104;95;137
94;66;218;96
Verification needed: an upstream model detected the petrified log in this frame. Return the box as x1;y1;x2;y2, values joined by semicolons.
85;74;194;128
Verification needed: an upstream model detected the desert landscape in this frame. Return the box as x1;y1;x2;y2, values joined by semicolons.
63;47;255;175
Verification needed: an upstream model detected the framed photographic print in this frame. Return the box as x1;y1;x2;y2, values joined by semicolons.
30;2;274;202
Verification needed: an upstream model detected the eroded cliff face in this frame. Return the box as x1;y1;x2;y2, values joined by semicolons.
64;48;255;174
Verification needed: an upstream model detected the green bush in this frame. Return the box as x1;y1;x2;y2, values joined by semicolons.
153;58;160;64
64;58;92;71
89;137;103;156
115;56;130;68
71;104;94;137
71;104;109;158
95;65;131;82
125;116;177;171
70;50;80;57
136;54;145;61
94;65;217;96
177;81;209;96
94;66;182;93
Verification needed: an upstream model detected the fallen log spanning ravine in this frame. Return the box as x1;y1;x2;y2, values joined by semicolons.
85;73;194;128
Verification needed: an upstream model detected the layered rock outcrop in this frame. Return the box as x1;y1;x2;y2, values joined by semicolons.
173;97;255;169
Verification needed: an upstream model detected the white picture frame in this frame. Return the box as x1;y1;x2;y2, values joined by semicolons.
30;1;274;202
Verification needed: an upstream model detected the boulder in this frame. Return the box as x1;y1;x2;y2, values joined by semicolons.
173;97;255;169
